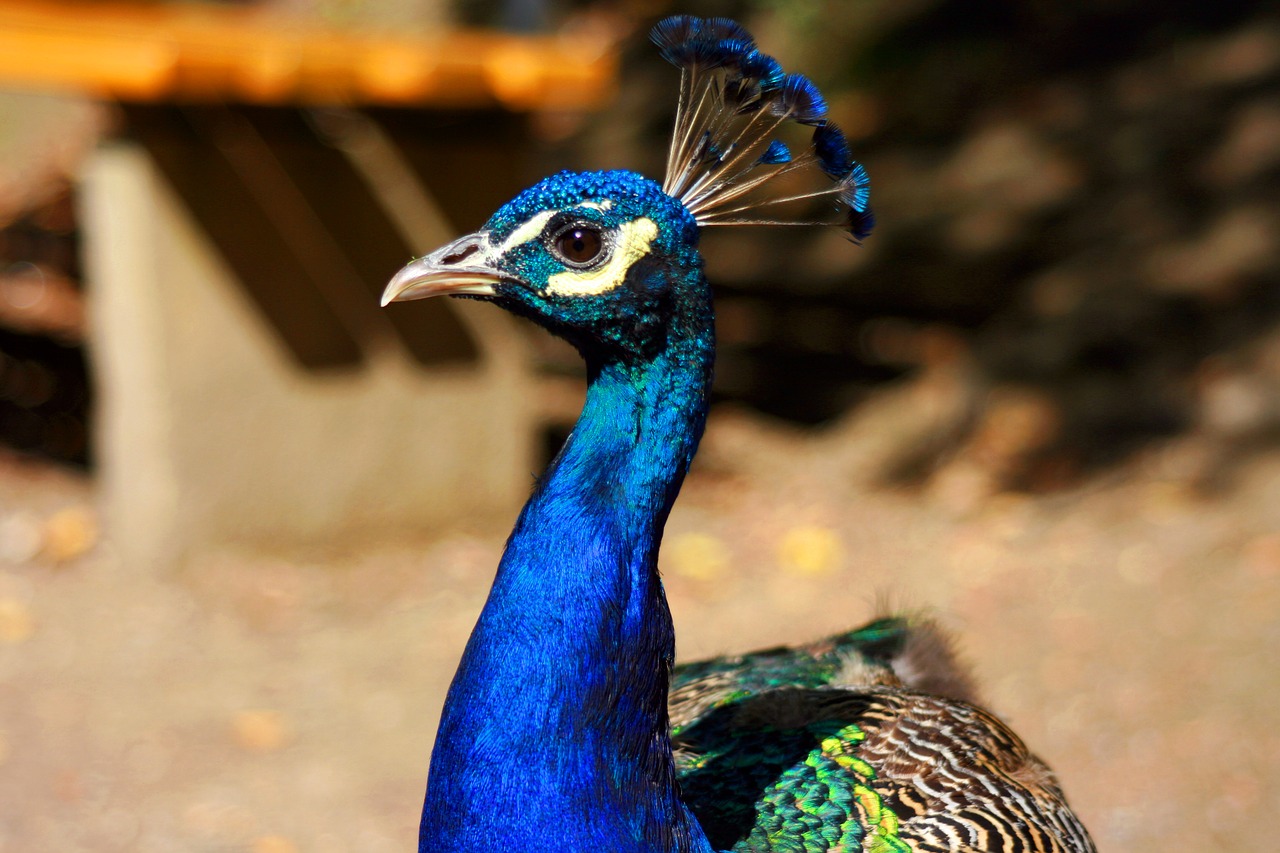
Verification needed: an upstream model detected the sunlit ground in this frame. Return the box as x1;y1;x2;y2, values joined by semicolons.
0;385;1276;852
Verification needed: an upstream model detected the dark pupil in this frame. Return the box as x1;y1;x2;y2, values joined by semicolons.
557;227;602;264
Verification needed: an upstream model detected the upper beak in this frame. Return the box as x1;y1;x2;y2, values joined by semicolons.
381;231;512;306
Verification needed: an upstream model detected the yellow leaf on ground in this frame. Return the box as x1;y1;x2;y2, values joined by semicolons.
0;598;34;643
777;525;842;576
232;710;292;753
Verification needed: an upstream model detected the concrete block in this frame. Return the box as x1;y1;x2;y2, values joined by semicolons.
80;142;534;568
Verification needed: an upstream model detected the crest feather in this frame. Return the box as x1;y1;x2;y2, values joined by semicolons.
651;15;873;242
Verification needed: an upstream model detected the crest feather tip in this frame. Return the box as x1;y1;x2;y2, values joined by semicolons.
773;74;828;124
652;15;872;241
759;140;792;165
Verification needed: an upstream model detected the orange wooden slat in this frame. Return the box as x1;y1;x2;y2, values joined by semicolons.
0;0;616;109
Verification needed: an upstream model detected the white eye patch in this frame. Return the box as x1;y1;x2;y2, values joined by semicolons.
497;201;615;255
496;209;559;255
545;217;659;297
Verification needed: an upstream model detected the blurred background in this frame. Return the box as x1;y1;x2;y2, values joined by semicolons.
0;0;1276;850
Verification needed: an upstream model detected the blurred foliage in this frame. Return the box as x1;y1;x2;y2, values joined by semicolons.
564;0;1279;488
2;0;1275;486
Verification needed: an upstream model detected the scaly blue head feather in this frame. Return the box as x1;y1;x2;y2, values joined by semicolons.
386;169;705;365
483;170;702;360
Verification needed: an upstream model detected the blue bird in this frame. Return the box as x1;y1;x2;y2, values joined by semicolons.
382;16;1095;853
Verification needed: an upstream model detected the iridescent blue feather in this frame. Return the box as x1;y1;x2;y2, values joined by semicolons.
812;123;852;178
758;140;791;165
387;16;1094;853
654;15;873;242
771;74;827;124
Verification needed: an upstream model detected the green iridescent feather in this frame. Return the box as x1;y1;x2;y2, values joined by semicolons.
388;15;1095;852
667;616;1096;853
670;617;908;734
671;620;912;853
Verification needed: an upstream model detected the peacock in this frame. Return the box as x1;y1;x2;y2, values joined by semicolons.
382;16;1095;853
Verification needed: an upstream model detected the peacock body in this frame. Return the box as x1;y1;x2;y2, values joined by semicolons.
383;16;1094;853
669;620;1093;852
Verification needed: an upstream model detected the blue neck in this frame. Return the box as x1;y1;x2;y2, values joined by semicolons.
420;301;716;853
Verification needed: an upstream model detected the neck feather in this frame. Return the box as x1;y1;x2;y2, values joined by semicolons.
420;292;715;853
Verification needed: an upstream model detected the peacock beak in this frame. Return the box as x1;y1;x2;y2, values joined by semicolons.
381;231;515;306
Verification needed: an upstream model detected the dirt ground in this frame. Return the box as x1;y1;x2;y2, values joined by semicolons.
0;402;1277;853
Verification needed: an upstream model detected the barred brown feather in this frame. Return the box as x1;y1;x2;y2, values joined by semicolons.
669;620;1094;853
850;690;1094;853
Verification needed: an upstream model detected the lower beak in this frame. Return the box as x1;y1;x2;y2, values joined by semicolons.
381;231;510;306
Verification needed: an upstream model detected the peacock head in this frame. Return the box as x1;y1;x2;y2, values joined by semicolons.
383;15;873;361
382;169;705;361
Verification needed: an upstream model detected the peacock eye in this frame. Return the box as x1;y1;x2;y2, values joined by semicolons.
551;225;606;267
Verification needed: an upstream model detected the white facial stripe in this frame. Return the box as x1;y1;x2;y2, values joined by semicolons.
545;217;659;297
576;200;613;211
496;209;558;255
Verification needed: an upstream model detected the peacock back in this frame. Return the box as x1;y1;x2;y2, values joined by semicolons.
671;620;1094;853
